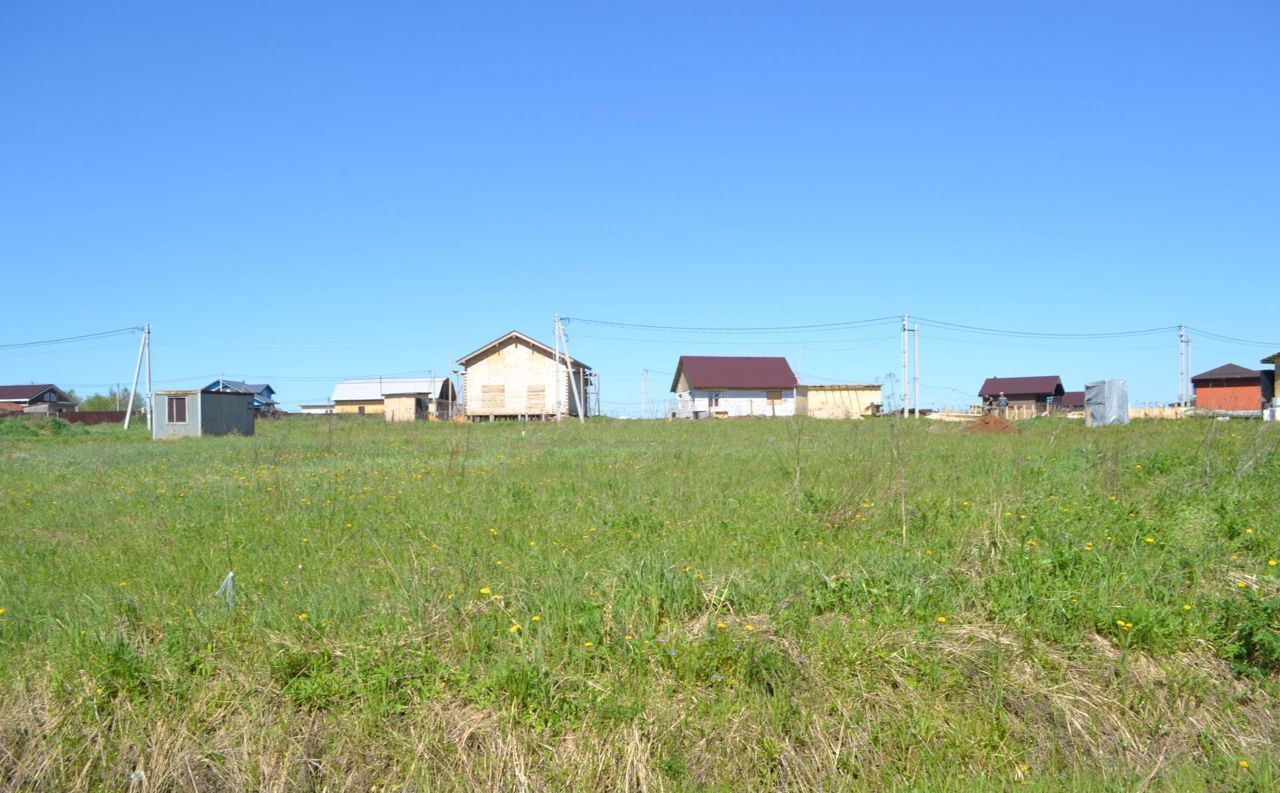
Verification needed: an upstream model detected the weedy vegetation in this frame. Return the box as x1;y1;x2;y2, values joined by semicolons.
1;415;1279;791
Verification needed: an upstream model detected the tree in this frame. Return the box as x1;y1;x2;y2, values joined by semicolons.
78;387;138;412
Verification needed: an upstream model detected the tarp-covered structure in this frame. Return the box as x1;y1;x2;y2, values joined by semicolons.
1084;380;1128;426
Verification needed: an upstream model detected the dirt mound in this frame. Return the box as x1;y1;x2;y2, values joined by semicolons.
969;413;1019;434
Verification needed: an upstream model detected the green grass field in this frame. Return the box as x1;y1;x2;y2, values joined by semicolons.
2;415;1279;791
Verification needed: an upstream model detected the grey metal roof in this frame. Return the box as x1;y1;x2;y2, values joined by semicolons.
332;377;451;402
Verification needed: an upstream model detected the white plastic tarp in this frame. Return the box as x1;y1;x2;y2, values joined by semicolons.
1084;380;1128;426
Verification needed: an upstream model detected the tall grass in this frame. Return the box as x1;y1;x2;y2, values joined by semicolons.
1;415;1278;790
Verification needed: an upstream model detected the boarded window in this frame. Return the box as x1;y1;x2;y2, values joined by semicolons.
766;390;783;403
481;385;506;410
167;396;188;423
526;385;545;412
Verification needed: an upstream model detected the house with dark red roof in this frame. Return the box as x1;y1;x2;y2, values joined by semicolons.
0;384;77;416
670;356;798;418
978;376;1065;414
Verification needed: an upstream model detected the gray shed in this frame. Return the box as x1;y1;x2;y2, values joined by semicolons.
152;390;255;439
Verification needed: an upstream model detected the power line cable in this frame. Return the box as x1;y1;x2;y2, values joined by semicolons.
0;326;142;350
563;315;900;335
913;317;1176;339
1184;326;1280;348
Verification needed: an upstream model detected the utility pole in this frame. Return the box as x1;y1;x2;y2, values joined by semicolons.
640;369;650;420
1186;332;1192;407
144;323;152;430
1178;325;1186;406
913;322;920;418
553;315;562;422
554;315;586;424
124;324;150;431
901;313;909;417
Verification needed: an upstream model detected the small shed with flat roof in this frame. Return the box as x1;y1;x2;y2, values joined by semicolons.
152;390;255;439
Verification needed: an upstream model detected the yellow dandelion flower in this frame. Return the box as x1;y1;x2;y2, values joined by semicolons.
583;641;594;648
0;608;5;617
1018;762;1029;772
297;613;308;621
1239;760;1249;769
508;623;521;634
1246;528;1254;534
447;593;454;601
936;616;947;624
1144;536;1155;543
1270;560;1278;567
716;620;727;629
625;634;634;641
1084;543;1094;551
531;615;541;622
479;587;491;595
1026;539;1037;547
744;624;756;632
1238;581;1248;589
1183;604;1192;611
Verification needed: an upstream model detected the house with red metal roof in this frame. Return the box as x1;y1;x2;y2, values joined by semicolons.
670;356;798;418
0;384;78;416
977;376;1065;414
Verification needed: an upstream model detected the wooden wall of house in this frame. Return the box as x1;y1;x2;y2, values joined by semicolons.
798;387;880;419
463;337;586;418
334;400;385;415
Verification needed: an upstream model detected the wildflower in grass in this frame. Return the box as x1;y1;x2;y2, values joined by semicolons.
1246;528;1254;534
961;500;970;507
1116;619;1132;631
625;634;634;641
508;623;521;634
583;641;594;648
1270;560;1278;567
531;615;541;622
1084;542;1094;551
447;593;454;601
1238;581;1248;589
1232;555;1240;561
936;616;947;624
0;608;5;617
1018;763;1029;772
479;587;491;595
297;612;309;621
1026;539;1037;548
1144;536;1155;544
1109;495;1118;501
1184;604;1192;611
1239;760;1249;769
744;624;756;632
716;620;726;629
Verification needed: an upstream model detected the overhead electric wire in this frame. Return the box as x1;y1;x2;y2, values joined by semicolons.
1184;327;1280;348
913;316;1177;339
563;315;900;335
0;326;142;350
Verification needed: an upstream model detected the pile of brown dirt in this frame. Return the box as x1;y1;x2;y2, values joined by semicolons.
969;413;1019;434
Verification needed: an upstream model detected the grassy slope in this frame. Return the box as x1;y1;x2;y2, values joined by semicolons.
1;416;1279;791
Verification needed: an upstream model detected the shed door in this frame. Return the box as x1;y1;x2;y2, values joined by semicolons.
167;396;188;423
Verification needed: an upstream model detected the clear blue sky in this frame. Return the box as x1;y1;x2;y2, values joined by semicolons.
3;2;1277;413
